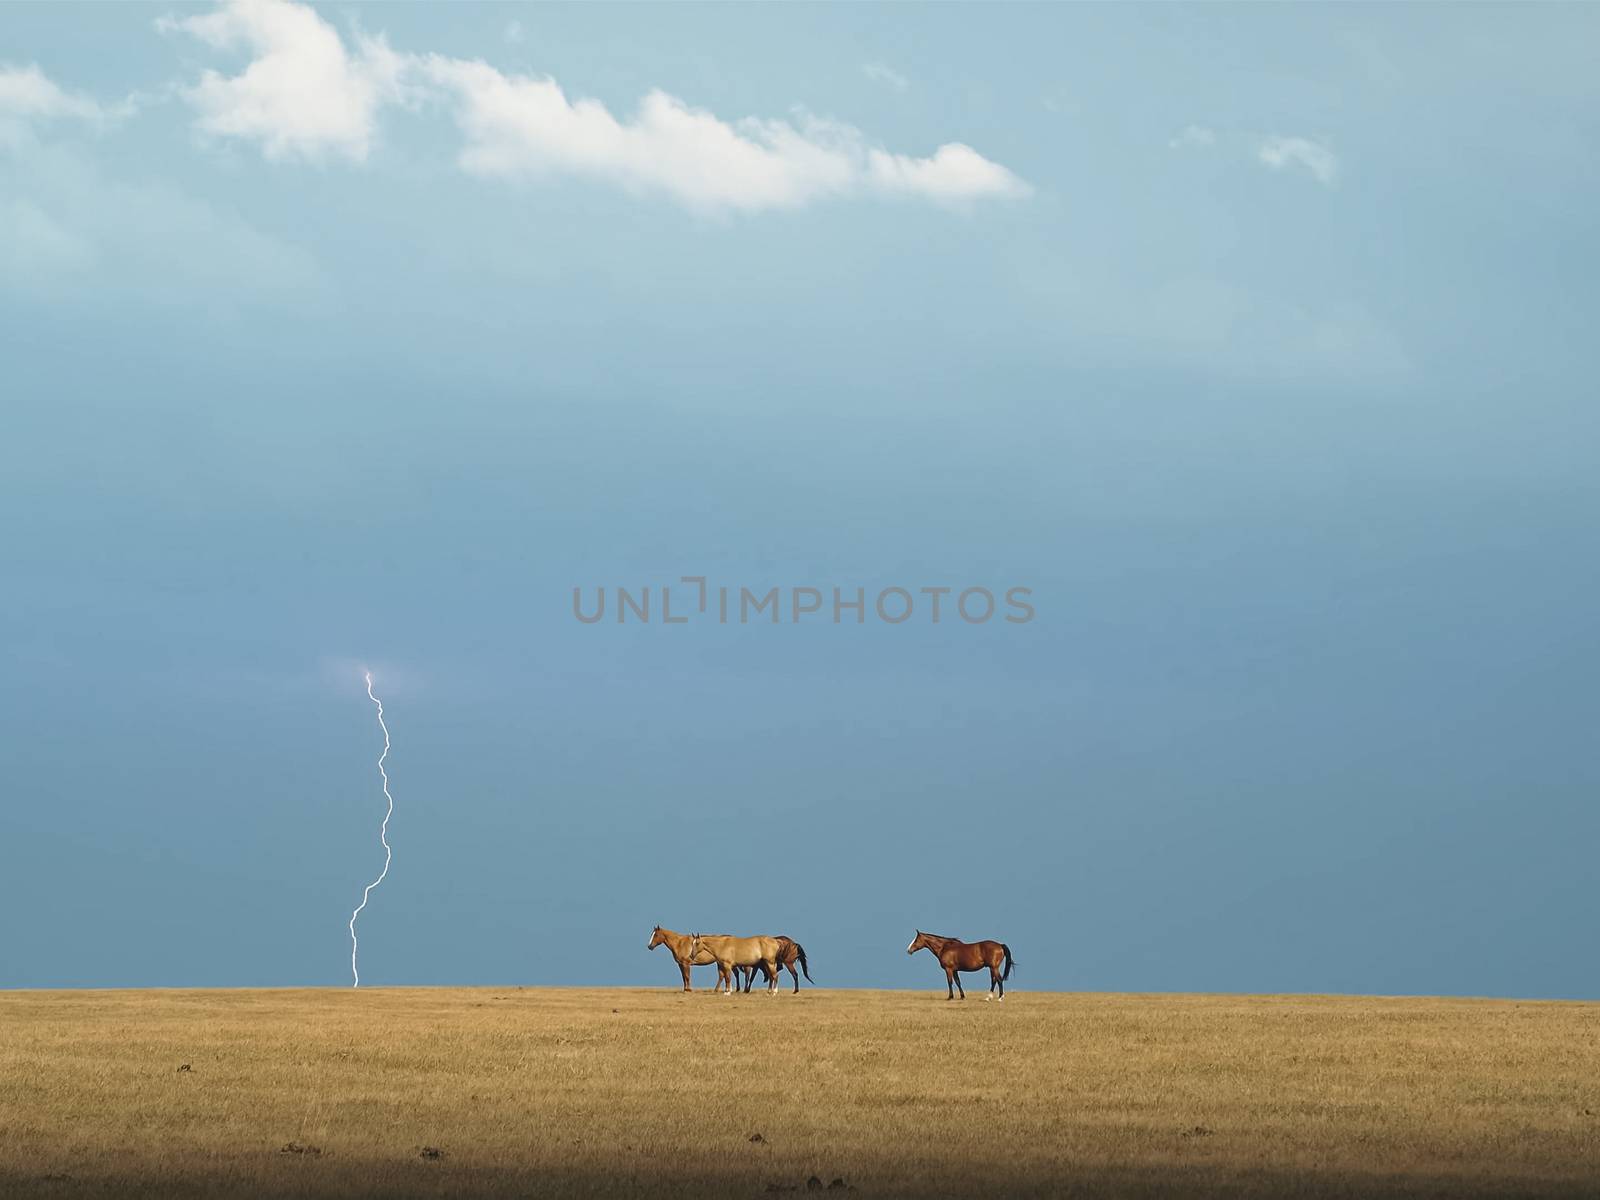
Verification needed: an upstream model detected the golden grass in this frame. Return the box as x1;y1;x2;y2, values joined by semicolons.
1;987;1596;1197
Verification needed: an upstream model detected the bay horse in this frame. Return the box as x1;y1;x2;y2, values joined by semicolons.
738;936;813;994
692;934;784;995
907;930;1015;1001
646;925;727;992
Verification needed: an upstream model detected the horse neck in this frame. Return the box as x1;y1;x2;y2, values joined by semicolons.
658;928;694;959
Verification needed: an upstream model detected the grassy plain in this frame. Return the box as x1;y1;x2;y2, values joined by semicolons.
1;986;1596;1197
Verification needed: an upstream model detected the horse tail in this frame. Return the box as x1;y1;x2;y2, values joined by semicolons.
1001;943;1016;981
794;942;813;983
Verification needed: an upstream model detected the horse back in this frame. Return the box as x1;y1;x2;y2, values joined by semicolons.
945;939;1006;970
698;934;780;964
974;940;1008;967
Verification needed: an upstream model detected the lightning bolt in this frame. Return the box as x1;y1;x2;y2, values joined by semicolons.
348;670;393;987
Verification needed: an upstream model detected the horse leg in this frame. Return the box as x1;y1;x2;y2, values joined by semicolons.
764;957;779;995
945;966;957;1000
679;960;692;993
986;965;999;1001
955;970;966;1000
996;960;1005;1001
788;962;800;994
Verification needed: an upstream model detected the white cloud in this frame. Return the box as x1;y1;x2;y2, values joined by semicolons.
0;61;144;151
867;141;1030;202
1257;135;1338;184
157;0;1026;210
0;58;318;302
862;62;908;93
420;55;1027;211
159;0;408;162
1168;124;1215;150
0;63;108;123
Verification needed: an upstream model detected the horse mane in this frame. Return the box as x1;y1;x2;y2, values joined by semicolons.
922;931;961;943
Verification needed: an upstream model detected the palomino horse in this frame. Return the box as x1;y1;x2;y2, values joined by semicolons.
647;926;726;992
738;936;813;994
907;930;1016;1001
693;934;784;995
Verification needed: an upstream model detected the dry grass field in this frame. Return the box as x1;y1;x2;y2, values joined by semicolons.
1;986;1595;1198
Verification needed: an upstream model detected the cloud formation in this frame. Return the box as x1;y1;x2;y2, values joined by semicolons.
421;56;1027;211
0;63;108;124
0;58;321;304
1257;135;1338;184
158;0;1027;210
159;0;408;162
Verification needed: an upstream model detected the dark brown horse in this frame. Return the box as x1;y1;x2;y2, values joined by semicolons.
907;930;1015;1001
737;936;813;994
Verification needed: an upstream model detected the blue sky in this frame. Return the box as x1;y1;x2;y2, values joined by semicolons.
2;2;1596;996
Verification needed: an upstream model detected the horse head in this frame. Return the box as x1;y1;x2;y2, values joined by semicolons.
907;930;928;956
647;925;666;950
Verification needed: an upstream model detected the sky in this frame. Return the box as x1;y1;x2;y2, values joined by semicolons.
2;2;1596;997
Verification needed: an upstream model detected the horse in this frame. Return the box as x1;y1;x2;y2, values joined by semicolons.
647;925;736;992
692;934;785;995
906;930;1015;1001
647;926;769;993
737;936;813;994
